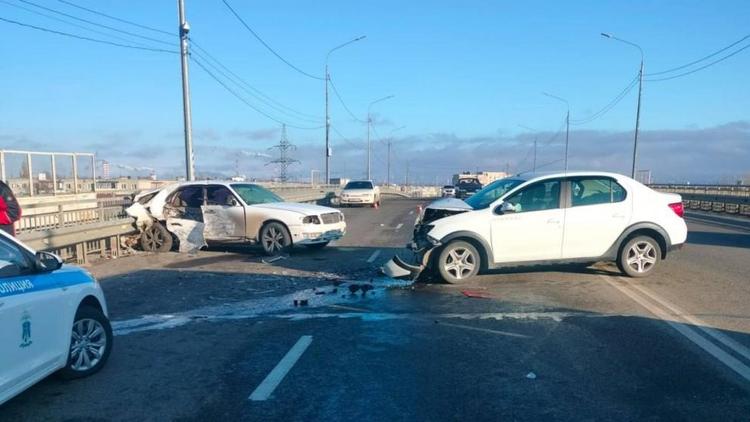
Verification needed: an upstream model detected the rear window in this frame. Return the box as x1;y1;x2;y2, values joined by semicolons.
345;181;374;189
570;177;626;207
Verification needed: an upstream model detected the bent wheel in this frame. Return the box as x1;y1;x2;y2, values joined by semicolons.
261;222;292;256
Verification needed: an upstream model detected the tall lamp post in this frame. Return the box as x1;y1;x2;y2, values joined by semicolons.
601;33;644;179
366;95;395;180
542;92;570;172
386;125;406;185
325;35;366;184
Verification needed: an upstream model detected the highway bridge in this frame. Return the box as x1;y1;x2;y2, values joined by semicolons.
2;197;749;420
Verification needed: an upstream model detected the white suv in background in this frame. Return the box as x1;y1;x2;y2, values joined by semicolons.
339;180;381;207
384;172;687;283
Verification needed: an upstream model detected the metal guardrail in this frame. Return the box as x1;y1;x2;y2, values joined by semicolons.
651;184;750;217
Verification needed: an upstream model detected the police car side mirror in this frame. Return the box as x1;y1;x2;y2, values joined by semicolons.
35;251;63;272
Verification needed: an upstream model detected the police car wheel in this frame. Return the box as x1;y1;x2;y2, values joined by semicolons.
59;306;113;380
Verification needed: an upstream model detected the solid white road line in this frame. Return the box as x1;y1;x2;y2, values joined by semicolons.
601;276;750;383
395;223;404;230
625;278;750;363
249;335;313;401
366;249;381;263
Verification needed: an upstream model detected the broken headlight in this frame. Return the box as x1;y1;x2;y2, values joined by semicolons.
302;215;321;224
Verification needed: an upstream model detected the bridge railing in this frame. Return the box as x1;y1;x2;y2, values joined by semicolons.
650;184;750;217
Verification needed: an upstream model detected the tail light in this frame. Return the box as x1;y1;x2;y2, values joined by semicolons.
668;202;684;218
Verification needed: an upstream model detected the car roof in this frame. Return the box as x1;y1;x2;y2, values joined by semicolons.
518;171;630;182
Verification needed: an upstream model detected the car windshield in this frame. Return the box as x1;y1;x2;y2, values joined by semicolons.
464;178;525;209
345;181;373;189
230;184;282;205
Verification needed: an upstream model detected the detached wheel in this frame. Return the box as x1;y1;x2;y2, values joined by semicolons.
260;222;292;256
618;235;661;278
303;241;330;250
140;222;173;252
59;306;113;380
436;240;480;283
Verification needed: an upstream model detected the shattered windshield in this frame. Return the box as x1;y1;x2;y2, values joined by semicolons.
231;184;283;205
464;178;525;210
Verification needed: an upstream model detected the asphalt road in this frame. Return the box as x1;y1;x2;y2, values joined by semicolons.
2;198;750;421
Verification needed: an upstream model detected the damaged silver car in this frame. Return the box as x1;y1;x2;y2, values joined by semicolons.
126;181;346;255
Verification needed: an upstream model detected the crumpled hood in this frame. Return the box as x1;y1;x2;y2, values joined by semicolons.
426;197;473;211
419;198;472;224
252;202;338;215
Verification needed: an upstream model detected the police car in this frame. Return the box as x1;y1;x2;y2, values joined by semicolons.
0;231;112;405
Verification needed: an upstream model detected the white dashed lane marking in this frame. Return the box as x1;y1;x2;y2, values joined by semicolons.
249;335;313;401
366;250;381;263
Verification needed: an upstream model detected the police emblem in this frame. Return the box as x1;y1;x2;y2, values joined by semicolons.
20;311;32;348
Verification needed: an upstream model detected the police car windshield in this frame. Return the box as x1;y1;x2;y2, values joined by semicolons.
464;178;525;210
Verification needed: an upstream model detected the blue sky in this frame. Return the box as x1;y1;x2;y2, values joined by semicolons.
1;0;749;183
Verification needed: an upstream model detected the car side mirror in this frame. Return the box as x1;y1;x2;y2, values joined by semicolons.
227;196;239;206
35;251;63;272
496;202;517;214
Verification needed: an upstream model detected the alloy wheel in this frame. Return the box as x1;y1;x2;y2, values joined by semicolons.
444;247;476;280
70;318;108;372
627;241;657;274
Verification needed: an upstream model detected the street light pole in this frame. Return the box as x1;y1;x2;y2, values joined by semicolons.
542;92;570;172
601;33;644;178
177;0;194;181
325;36;366;185
366;95;394;180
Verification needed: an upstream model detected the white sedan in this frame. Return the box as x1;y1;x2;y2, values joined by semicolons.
128;181;346;255
339;180;381;207
0;232;112;405
385;171;687;283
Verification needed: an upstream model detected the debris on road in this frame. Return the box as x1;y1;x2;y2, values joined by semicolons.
461;290;493;299
262;254;289;264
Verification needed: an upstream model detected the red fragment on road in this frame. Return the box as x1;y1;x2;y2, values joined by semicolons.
461;290;493;299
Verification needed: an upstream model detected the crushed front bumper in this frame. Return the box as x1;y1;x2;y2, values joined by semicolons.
381;228;440;280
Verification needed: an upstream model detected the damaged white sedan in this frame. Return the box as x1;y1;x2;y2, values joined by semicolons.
126;181;346;255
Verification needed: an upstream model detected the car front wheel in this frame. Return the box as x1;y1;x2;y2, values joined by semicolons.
436;240;480;283
618;235;661;278
260;222;292;256
59;306;113;380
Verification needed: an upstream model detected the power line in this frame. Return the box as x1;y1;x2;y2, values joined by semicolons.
646;42;750;82
1;0;160;49
571;74;639;125
220;0;324;80
328;76;365;123
191;55;323;130
189;40;323;124
56;0;174;37
17;0;175;46
331;126;364;149
647;33;750;76
0;16;178;54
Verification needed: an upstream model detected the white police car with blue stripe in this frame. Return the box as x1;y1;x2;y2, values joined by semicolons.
0;231;112;405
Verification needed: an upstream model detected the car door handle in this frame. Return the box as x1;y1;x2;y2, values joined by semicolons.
204;210;216;214
612;213;626;219
547;218;560;224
